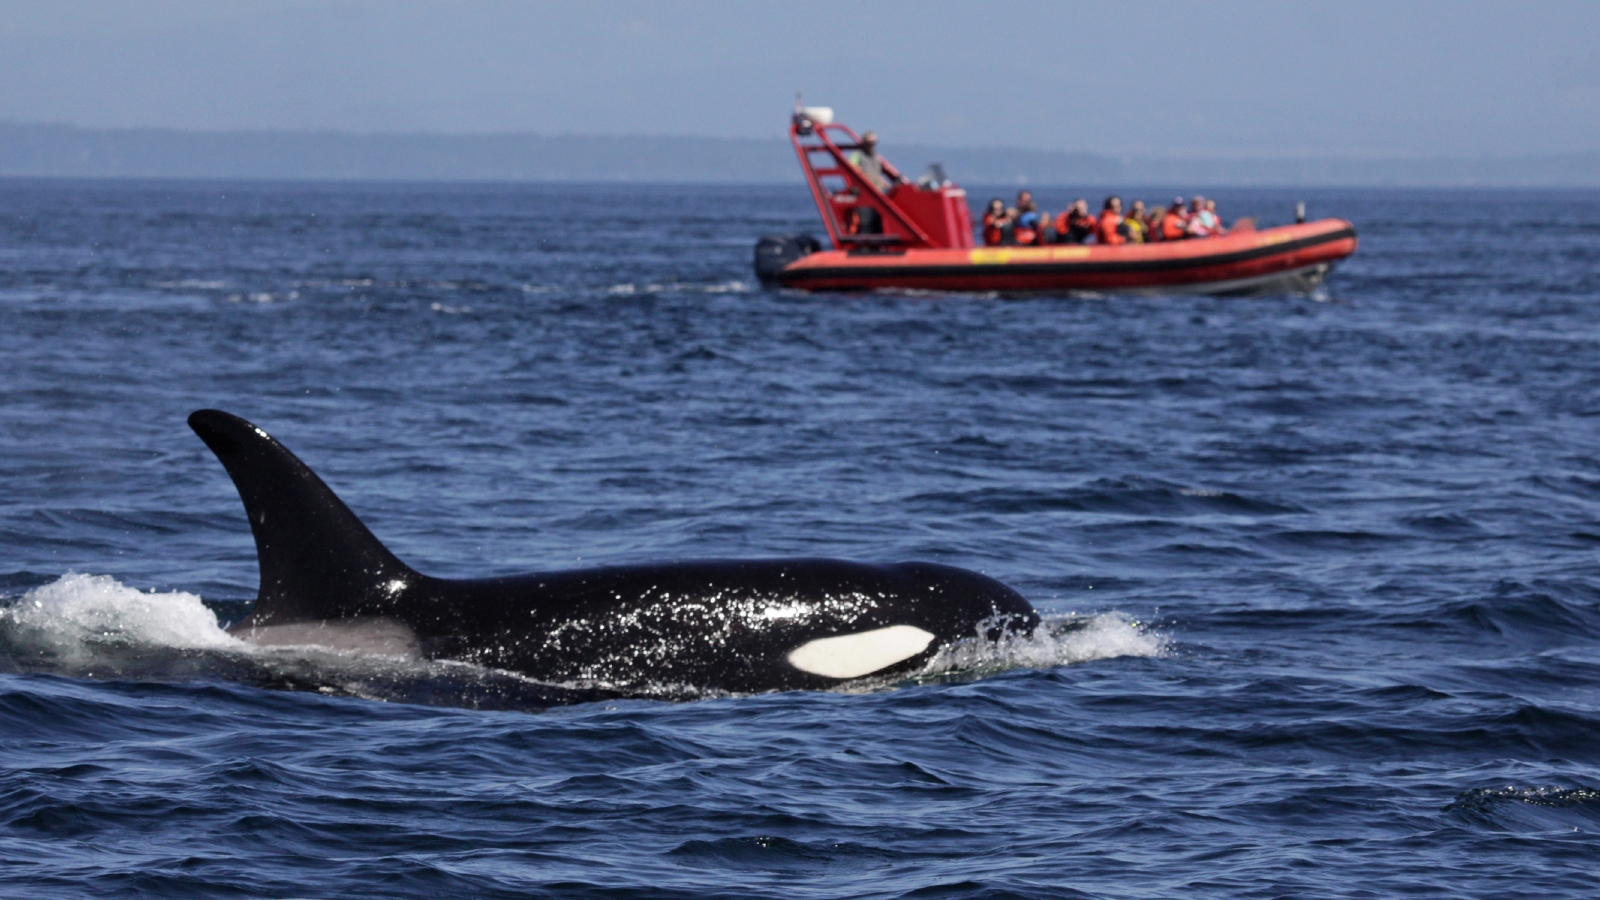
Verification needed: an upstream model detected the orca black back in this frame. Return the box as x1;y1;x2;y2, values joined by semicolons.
189;409;1039;693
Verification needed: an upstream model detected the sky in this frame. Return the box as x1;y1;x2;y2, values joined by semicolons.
0;0;1596;158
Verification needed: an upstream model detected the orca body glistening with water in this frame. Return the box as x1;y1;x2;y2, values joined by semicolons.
188;410;1038;694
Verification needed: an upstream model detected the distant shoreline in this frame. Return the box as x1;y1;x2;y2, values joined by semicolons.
1;122;1596;187
3;177;1595;194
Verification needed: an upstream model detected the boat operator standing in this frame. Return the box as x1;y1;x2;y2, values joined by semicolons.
849;132;899;192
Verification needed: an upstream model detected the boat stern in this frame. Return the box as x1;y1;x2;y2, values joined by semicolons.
754;233;822;285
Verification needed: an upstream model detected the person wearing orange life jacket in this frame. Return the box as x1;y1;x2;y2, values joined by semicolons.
1053;199;1095;244
981;198;1014;246
1095;196;1126;245
1158;196;1189;241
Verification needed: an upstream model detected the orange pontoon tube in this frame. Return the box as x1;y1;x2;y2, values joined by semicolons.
754;107;1357;296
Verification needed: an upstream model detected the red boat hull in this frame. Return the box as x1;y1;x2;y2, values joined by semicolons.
772;219;1357;295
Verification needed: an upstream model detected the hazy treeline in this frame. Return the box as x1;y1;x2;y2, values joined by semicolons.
1;122;1595;186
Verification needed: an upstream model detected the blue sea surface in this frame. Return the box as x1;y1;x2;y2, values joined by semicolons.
2;180;1600;898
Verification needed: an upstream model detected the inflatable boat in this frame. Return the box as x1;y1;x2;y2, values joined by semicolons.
755;108;1357;296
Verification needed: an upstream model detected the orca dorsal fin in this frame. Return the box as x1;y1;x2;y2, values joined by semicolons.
188;409;421;626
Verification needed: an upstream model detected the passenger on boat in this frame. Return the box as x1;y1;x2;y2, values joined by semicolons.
1096;196;1126;245
1148;203;1166;238
1146;204;1168;241
849;132;898;192
1121;200;1148;243
981;198;1014;246
1013;190;1047;246
1158;197;1189;241
1053;199;1095;244
1186;196;1224;237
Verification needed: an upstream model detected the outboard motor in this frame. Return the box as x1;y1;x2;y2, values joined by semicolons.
753;233;822;285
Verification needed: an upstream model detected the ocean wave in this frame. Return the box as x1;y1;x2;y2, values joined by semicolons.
605;280;754;296
1445;785;1600;833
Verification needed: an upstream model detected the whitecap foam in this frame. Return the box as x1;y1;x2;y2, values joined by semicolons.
3;573;242;660
605;280;754;296
921;612;1165;677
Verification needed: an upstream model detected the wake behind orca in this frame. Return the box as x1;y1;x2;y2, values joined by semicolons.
188;410;1039;695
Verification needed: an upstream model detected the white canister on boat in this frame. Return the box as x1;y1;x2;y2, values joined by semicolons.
801;106;834;126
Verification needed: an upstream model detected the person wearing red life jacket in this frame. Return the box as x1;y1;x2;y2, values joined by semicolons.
1095;196;1126;245
1146;205;1167;241
1053;199;1095;244
1158;196;1189;241
1148;199;1178;241
981;198;1014;246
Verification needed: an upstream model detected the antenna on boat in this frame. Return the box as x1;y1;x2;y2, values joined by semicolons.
791;92;833;136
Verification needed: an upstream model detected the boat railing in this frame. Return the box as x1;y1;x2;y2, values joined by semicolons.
790;115;937;252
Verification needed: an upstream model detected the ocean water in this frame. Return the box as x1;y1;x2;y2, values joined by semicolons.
2;180;1599;898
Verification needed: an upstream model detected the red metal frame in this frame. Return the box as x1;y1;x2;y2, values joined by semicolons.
790;114;938;251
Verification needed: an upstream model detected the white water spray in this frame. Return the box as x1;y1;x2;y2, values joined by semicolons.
3;573;242;662
922;612;1165;676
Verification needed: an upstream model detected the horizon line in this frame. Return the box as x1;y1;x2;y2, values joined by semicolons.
3;120;1597;165
2;174;1597;191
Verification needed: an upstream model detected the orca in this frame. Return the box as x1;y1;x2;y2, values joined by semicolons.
188;410;1039;695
